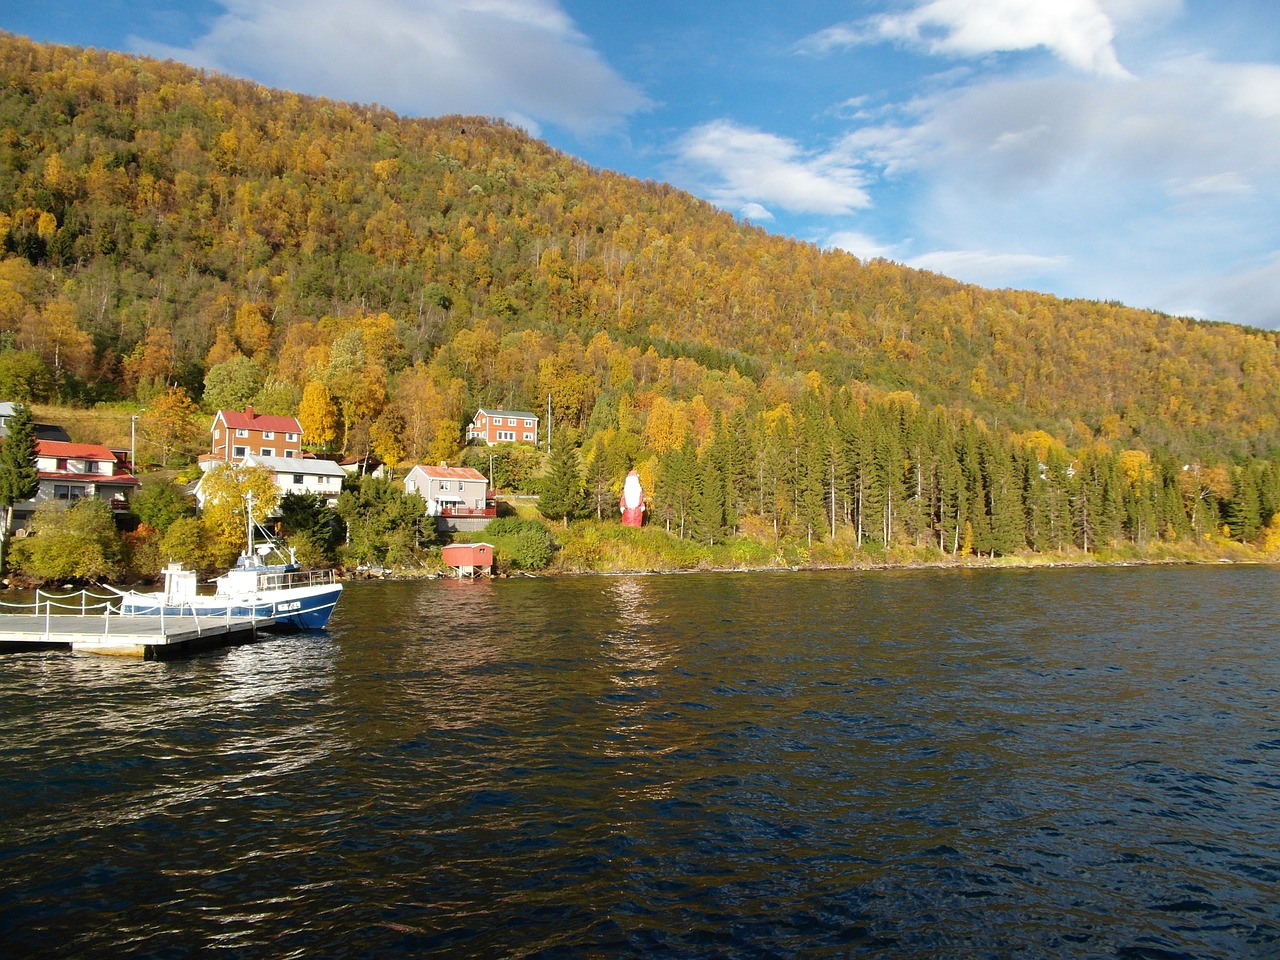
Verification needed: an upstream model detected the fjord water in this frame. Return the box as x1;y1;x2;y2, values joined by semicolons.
1;566;1277;958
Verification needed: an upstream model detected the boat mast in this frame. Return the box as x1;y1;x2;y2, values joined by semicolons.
246;488;255;558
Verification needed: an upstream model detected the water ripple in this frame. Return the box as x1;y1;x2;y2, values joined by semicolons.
1;567;1278;958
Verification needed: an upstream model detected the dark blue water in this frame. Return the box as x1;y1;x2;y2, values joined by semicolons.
0;566;1277;958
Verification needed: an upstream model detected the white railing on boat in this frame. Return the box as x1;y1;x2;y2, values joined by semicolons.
242;568;339;592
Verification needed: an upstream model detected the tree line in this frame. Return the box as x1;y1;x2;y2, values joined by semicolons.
547;390;1280;557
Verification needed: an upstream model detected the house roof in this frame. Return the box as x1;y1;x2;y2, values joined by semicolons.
409;464;488;482
474;408;538;420
37;440;121;461
244;454;346;477
215;406;302;434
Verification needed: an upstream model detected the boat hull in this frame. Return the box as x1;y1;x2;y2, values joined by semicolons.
120;582;342;630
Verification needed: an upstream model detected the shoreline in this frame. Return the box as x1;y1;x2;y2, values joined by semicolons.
349;551;1272;583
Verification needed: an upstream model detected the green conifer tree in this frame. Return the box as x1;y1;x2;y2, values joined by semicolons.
0;402;40;571
538;442;586;527
1226;463;1262;543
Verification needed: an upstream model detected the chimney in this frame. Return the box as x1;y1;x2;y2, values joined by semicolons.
245;405;255;420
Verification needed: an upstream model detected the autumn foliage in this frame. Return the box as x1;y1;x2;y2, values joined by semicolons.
3;34;1280;562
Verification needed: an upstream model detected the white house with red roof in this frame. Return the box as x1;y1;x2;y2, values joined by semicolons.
404;464;495;532
9;439;140;533
209;405;303;462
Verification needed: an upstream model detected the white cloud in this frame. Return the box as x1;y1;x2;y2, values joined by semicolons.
738;202;775;222
905;249;1071;287
1177;254;1280;329
804;0;1131;78
673;120;871;217
133;0;649;135
807;38;1280;322
825;231;899;261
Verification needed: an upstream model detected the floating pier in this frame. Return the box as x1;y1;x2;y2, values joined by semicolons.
0;590;278;659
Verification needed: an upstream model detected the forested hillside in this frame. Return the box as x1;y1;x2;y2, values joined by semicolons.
3;33;1280;561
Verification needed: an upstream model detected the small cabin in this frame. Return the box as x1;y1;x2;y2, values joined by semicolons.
441;543;495;579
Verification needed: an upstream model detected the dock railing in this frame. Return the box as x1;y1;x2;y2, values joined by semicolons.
0;587;270;642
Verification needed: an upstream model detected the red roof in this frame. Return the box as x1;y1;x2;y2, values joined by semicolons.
37;440;120;460
412;465;487;482
216;407;302;434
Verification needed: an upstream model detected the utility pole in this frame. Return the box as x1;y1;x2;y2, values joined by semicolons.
130;412;142;473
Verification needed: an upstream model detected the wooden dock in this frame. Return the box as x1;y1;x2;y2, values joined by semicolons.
0;612;278;658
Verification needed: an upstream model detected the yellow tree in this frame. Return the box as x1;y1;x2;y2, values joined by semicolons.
122;325;176;399
140;385;202;466
234;302;272;358
391;362;465;464
369;409;407;467
298;379;339;453
0;257;38;332
19;299;94;381
643;394;687;454
197;463;280;565
205;326;241;368
276;320;330;389
323;326;388;451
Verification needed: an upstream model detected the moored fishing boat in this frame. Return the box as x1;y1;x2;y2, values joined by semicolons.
116;496;342;630
117;554;342;630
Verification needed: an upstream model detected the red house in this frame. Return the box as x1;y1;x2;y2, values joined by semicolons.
441;542;495;578
466;408;539;445
209;405;303;462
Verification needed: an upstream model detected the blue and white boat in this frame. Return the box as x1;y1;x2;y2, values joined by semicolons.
118;506;342;630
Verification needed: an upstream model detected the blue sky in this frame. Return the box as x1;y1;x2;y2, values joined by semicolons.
6;1;1280;329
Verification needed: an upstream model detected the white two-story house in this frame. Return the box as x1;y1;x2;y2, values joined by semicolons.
10;440;140;533
195;454;347;512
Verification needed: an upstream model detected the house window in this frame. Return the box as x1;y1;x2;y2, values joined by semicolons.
235;428;249;438
262;431;275;440
440;480;450;490
293;474;304;485
286;432;299;442
523;432;535;441
524;419;534;427
233;445;247;457
260;448;275;457
497;430;515;441
284;450;296;458
54;484;87;501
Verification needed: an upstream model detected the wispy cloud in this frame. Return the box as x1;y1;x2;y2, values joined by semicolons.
825;231;899;262
792;8;1280;324
133;0;650;135
802;0;1132;77
905;249;1071;286
672;120;871;219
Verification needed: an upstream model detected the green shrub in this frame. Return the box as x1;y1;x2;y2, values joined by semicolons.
482;517;555;570
11;498;122;582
